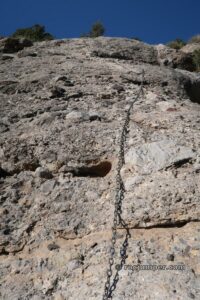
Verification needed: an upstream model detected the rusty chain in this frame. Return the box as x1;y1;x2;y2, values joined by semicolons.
102;70;145;300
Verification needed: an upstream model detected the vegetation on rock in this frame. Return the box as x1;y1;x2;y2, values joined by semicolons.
1;37;33;53
167;38;186;50
12;24;54;42
81;21;105;38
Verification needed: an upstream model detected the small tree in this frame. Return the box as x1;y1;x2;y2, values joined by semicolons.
167;38;186;50
89;21;105;37
81;22;105;38
12;24;54;42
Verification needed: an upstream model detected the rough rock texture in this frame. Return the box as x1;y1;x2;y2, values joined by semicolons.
181;43;200;54
156;44;196;71
0;37;200;300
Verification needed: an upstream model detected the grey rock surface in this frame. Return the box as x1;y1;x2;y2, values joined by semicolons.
181;43;200;54
156;44;196;71
0;37;200;300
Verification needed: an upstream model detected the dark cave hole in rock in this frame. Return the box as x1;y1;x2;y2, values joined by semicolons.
144;220;195;229
0;248;9;256
0;167;10;178
3;228;11;235
184;80;200;104
72;161;112;177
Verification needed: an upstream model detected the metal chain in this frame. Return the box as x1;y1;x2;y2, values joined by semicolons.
102;70;145;300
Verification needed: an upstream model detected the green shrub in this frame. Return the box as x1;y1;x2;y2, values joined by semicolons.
89;22;105;37
188;34;200;44
81;21;105;38
193;49;200;71
167;38;186;50
12;24;54;42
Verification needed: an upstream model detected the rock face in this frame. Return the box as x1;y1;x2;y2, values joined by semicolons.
181;43;200;54
0;37;200;300
156;44;197;71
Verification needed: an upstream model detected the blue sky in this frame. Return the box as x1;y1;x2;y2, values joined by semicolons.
0;0;199;44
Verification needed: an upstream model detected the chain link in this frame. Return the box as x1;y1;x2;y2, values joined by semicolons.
102;70;145;300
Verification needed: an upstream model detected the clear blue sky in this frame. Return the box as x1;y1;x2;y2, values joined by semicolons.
0;0;199;44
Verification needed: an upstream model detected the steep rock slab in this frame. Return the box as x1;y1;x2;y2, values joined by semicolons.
91;37;158;64
0;224;199;299
0;37;200;300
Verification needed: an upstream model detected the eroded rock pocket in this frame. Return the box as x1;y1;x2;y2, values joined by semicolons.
0;167;10;178
184;79;200;104
66;161;112;177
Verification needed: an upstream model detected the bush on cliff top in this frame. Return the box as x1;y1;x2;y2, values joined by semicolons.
12;24;54;42
81;21;105;38
167;38;186;50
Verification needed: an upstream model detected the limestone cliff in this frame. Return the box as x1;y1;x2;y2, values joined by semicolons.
0;37;200;300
